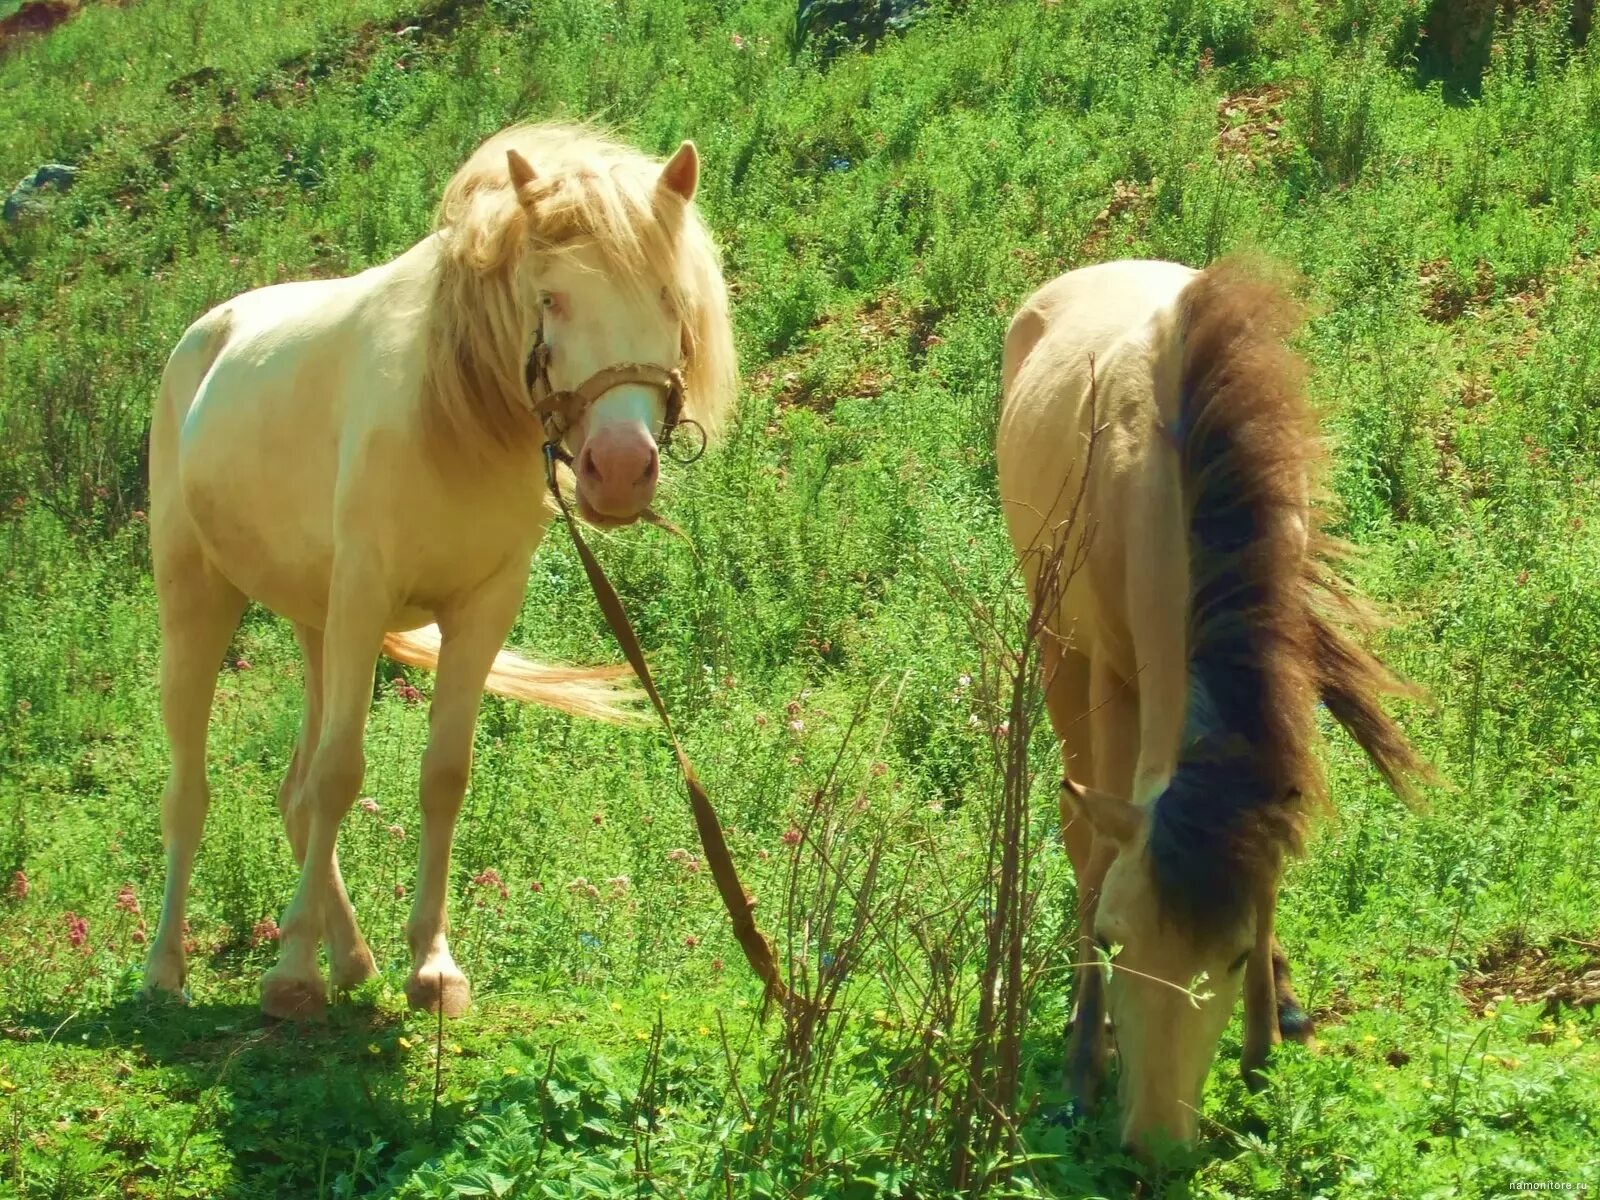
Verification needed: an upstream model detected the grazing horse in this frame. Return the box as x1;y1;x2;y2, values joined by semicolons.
142;123;736;1020
997;259;1431;1153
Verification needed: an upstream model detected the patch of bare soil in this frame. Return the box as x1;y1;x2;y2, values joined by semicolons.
1458;931;1600;1018
0;0;78;56
1215;85;1292;170
1419;257;1496;324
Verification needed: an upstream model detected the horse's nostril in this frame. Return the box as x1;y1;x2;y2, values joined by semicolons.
579;449;603;482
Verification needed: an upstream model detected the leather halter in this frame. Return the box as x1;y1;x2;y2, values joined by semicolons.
523;318;705;482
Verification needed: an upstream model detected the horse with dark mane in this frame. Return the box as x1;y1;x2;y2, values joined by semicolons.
998;257;1433;1153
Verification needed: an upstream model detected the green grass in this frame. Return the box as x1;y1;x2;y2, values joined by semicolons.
2;0;1600;1196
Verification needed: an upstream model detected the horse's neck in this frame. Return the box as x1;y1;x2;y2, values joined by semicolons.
355;235;442;320
340;237;445;408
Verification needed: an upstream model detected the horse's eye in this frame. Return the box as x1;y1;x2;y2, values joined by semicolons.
1229;949;1251;973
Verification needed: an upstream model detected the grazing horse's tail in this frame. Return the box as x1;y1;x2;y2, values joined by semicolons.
382;626;646;724
1308;598;1437;805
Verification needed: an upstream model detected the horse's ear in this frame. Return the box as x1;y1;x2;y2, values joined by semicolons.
658;140;699;202
506;149;538;204
1062;777;1141;845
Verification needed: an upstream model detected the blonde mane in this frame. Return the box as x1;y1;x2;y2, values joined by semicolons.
422;122;738;461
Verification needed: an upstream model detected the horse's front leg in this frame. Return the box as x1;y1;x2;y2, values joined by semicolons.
404;575;524;1017
260;575;387;1020
1241;888;1317;1086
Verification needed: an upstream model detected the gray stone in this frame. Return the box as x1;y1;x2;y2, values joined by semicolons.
3;162;77;223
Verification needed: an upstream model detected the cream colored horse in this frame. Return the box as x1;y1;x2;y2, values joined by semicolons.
998;258;1429;1153
142;123;736;1020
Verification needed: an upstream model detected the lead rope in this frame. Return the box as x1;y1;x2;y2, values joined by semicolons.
541;442;796;1015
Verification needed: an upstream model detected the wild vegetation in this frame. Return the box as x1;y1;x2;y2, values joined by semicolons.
1;0;1598;1196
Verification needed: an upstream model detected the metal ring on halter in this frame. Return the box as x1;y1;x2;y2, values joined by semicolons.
661;417;707;465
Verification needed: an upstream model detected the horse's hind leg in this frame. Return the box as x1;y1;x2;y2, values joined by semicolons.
260;571;385;1021
143;540;247;999
277;623;375;994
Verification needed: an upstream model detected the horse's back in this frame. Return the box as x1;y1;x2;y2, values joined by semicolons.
1002;259;1196;395
997;259;1197;662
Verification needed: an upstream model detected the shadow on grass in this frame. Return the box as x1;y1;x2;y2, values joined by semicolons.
2;992;433;1196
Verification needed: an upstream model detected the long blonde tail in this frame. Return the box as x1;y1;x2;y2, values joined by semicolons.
381;626;645;724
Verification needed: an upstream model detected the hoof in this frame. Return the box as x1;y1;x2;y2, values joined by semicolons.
329;944;378;993
406;964;471;1017
141;969;187;1003
142;945;187;1001
260;971;328;1021
1278;1001;1315;1042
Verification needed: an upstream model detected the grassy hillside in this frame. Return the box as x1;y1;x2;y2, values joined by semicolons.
1;0;1598;1196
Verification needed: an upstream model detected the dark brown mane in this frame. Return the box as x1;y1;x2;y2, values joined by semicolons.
1147;258;1434;939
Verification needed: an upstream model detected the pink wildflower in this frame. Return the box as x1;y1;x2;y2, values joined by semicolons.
357;797;380;815
65;911;89;950
394;883;406;900
606;875;630;898
781;828;803;847
730;32;746;49
114;882;140;915
787;719;804;735
684;934;699;948
234;657;252;671
130;921;147;946
251;915;279;947
711;958;724;972
472;868;509;899
591;812;604;826
754;713;768;727
8;870;27;901
870;761;888;777
530;880;543;894
386;824;405;841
